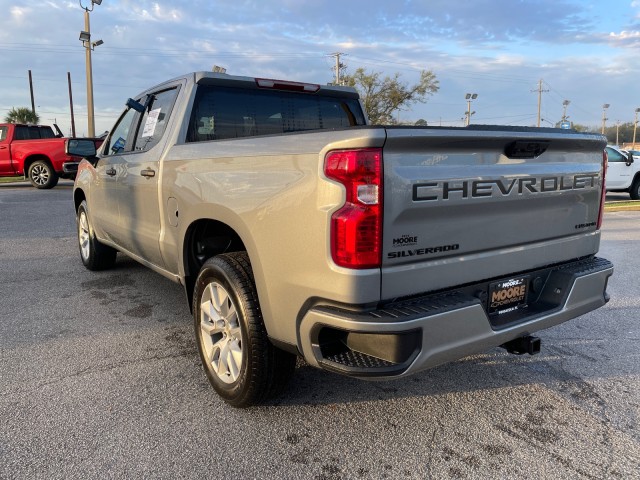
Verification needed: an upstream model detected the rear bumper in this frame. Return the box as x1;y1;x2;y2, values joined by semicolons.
62;161;80;174
299;256;613;379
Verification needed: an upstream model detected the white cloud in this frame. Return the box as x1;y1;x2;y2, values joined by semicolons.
10;6;31;22
607;30;640;47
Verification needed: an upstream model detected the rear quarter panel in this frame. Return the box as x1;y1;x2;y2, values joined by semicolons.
11;138;70;172
161;128;386;345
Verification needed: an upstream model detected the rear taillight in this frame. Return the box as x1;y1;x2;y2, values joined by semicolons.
597;149;607;229
325;148;383;269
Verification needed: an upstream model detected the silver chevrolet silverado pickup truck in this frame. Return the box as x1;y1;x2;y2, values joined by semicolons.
68;72;613;407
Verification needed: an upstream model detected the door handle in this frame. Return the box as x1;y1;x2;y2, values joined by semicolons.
0;145;7;150
140;168;156;178
106;168;116;176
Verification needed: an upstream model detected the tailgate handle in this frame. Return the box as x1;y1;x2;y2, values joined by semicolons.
504;141;549;159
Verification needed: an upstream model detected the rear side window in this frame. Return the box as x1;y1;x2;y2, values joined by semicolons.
14;126;34;140
187;85;366;142
12;126;55;140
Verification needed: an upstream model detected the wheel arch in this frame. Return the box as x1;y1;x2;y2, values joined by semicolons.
74;188;87;212
182;218;248;312
629;171;640;199
24;154;54;174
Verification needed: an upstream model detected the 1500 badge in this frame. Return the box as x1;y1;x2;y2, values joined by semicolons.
388;243;459;259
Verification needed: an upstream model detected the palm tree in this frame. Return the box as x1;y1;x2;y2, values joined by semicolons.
4;107;40;124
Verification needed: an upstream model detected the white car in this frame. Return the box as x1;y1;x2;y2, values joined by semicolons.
605;146;640;199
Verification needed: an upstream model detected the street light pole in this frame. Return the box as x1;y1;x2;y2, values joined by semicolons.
633;108;640;149
465;93;477;126
84;8;94;137
79;0;102;137
601;104;610;135
562;100;570;123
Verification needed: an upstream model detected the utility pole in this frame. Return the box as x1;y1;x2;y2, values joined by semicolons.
328;52;346;85
68;72;76;138
28;70;36;116
532;79;548;127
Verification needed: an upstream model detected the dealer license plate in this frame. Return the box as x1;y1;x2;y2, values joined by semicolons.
488;276;529;315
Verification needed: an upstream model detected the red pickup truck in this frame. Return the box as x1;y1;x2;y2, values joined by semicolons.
0;123;83;189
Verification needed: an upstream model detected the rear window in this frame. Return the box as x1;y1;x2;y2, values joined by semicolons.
187;85;365;142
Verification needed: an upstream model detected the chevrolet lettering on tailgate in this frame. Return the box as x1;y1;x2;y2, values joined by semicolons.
412;174;599;201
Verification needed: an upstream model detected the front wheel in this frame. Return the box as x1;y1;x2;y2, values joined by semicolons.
77;200;117;270
28;160;58;189
630;178;640;200
193;252;296;407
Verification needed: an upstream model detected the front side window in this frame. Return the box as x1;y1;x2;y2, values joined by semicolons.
104;108;138;155
0;126;7;142
606;147;627;163
187;85;366;142
133;88;179;152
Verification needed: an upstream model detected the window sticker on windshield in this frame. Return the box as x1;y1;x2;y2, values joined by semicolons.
142;108;161;137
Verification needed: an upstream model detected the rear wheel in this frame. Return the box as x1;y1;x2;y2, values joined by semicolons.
28;160;58;189
193;252;296;407
630;178;640;200
77;200;117;270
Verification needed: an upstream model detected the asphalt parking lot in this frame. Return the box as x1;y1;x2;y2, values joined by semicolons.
1;183;639;479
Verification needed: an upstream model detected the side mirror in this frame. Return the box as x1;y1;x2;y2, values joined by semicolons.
627;153;634;166
66;138;97;157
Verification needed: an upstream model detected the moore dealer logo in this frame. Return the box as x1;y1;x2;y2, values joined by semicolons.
393;235;418;247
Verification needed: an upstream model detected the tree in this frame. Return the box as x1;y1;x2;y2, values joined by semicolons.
4;107;39;124
342;68;439;125
603;122;635;145
414;119;428;126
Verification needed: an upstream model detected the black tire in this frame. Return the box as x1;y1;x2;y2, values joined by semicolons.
630;178;640;200
77;200;117;270
28;160;59;189
193;252;296;407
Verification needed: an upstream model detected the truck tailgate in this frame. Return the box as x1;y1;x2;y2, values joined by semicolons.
381;126;607;299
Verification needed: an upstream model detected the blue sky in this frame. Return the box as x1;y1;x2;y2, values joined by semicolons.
0;0;638;136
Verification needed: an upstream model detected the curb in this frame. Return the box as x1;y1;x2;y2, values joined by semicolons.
605;204;640;212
